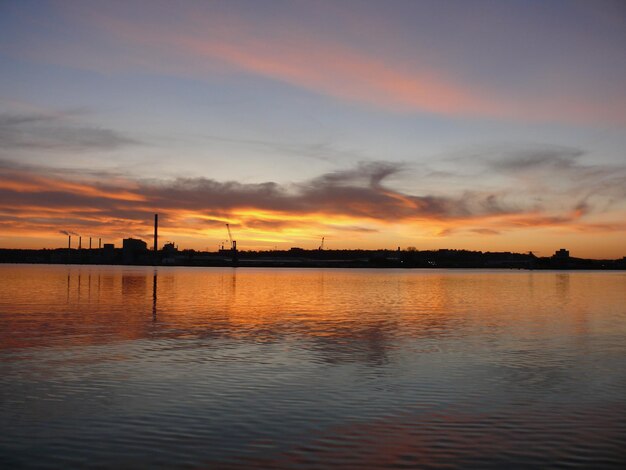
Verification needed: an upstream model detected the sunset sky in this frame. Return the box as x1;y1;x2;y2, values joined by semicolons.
1;0;625;257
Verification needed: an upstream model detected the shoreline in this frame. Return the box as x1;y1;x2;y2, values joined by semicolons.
1;248;624;270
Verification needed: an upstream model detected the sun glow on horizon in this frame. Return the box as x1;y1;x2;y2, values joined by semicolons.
0;1;624;258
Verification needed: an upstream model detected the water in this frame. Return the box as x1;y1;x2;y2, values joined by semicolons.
1;265;625;468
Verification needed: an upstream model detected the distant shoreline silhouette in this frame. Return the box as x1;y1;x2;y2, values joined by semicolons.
0;247;624;270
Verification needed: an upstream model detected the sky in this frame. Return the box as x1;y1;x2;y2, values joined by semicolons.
0;0;625;258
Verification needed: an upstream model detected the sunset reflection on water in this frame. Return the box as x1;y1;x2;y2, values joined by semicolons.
1;265;625;468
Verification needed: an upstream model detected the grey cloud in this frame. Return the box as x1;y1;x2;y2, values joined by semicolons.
202;134;363;162
469;228;500;235
143;178;292;212
140;161;521;221
0;157;126;180
0;112;141;152
488;146;585;172
444;145;626;209
326;225;379;233
0;114;58;126
479;145;626;188
243;219;295;231
309;161;405;187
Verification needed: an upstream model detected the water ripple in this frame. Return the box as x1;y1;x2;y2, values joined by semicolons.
1;266;625;468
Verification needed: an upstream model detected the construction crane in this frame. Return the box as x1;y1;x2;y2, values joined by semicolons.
225;223;238;265
318;236;325;251
226;223;237;251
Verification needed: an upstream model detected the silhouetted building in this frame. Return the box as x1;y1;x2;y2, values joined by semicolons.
123;238;147;264
123;238;147;251
163;242;178;254
102;243;115;263
553;248;570;259
162;242;179;265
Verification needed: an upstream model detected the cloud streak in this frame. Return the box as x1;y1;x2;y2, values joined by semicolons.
478;145;626;204
9;1;625;124
0;112;141;152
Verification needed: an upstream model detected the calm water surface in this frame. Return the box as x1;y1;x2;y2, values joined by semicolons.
1;265;625;468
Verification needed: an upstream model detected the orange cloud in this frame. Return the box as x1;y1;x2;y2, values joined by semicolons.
0;170;145;203
1;157;625;257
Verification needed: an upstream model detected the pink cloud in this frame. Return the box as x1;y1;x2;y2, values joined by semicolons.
28;2;624;125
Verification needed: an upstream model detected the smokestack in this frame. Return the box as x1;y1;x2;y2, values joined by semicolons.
89;237;92;250
99;238;102;249
68;235;71;250
154;213;158;252
79;236;82;250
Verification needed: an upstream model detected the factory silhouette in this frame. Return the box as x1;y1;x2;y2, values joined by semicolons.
1;214;625;270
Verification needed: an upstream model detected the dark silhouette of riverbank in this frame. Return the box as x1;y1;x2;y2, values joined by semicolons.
1;247;624;270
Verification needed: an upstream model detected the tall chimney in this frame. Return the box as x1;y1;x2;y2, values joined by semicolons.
99;238;102;249
89;237;92;250
79;236;82;250
68;235;71;250
154;213;158;252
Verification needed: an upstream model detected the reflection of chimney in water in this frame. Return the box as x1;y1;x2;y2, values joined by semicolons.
152;271;157;321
